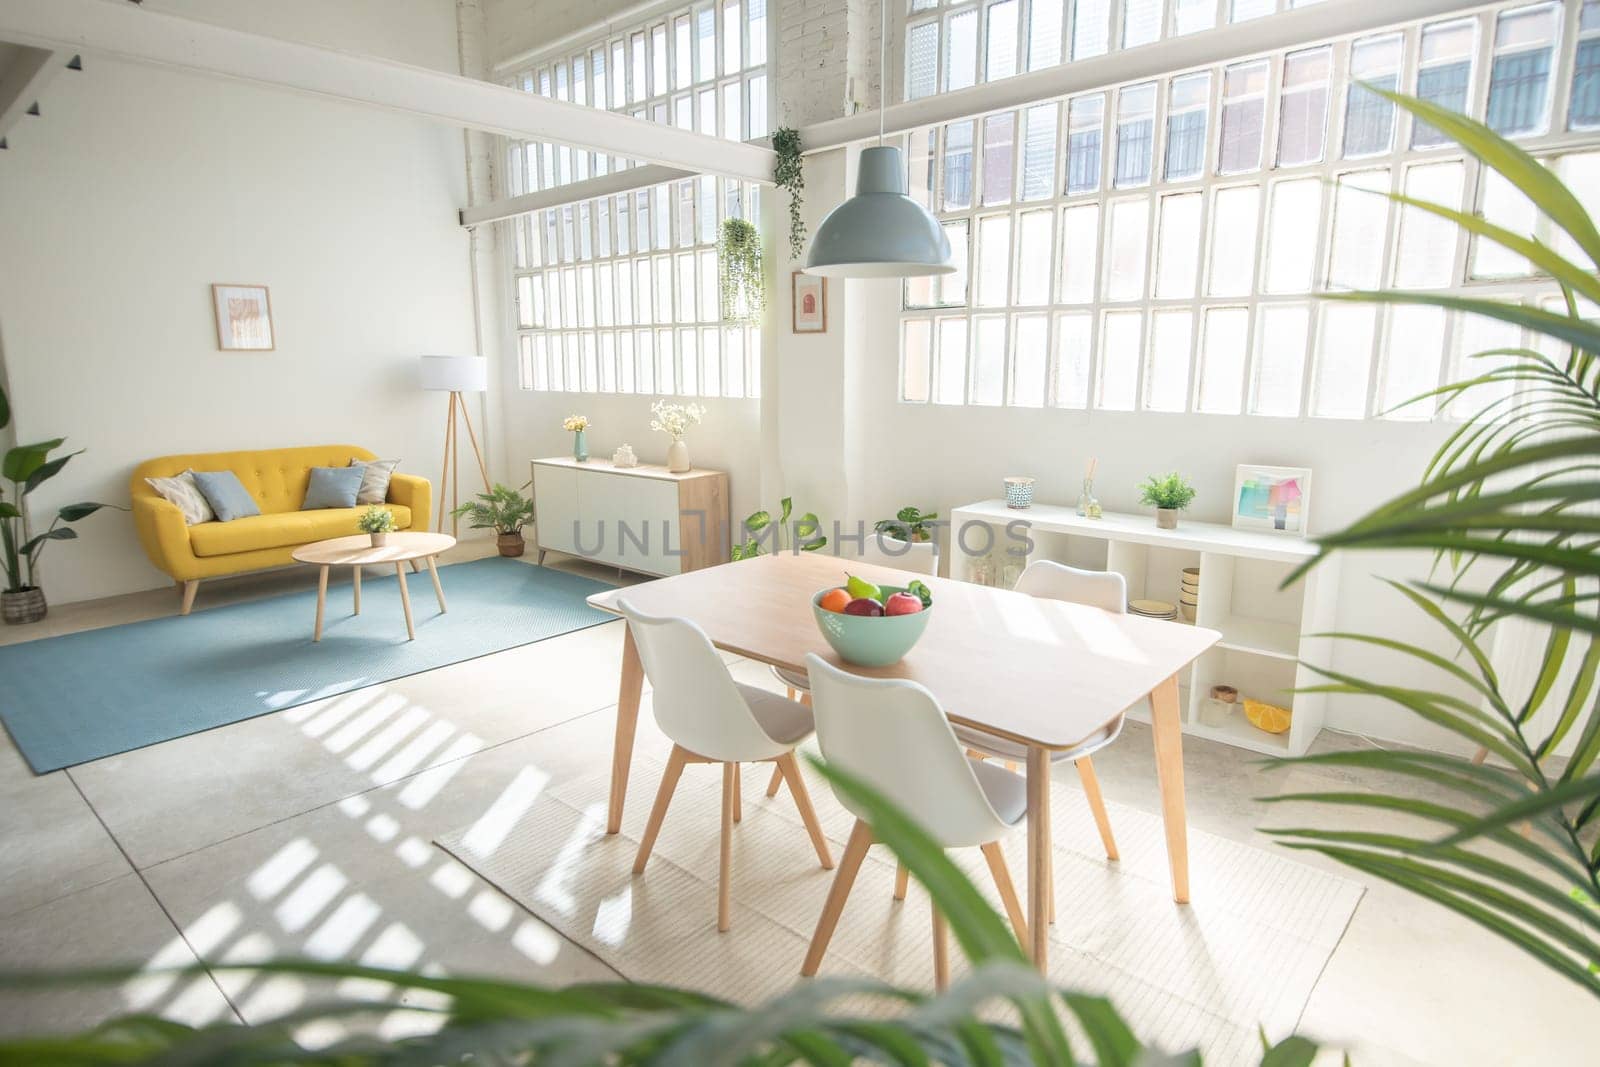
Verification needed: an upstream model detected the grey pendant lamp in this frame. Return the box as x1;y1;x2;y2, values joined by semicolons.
803;1;953;278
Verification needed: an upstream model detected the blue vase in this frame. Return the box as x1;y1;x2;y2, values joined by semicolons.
573;429;588;462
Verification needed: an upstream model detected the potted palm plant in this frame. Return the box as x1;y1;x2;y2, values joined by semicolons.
0;383;115;624
450;482;535;557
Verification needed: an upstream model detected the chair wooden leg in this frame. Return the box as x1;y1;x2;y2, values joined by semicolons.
966;748;988;760
932;903;950;992
802;818;873;977
732;762;742;823
894;863;909;901
785;686;796;701
633;744;689;874
1048;832;1056;925
776;753;833;869
179;579;200;616
765;764;784;798
719;762;736;932
1075;757;1119;862
1005;761;1019;773
980;841;1029;946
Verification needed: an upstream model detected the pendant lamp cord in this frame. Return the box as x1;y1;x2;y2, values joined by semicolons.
877;0;886;146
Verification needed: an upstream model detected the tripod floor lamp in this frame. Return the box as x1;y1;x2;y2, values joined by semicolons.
419;355;490;537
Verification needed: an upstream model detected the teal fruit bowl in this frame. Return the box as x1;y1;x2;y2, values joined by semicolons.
811;585;932;667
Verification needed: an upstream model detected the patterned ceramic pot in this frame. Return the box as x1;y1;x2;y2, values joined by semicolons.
2;587;47;625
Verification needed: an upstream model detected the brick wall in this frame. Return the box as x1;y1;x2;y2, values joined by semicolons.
775;0;880;128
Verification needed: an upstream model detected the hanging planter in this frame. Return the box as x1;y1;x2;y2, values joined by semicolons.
718;217;765;324
772;127;806;261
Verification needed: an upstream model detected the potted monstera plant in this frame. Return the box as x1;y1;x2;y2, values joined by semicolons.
0;382;116;624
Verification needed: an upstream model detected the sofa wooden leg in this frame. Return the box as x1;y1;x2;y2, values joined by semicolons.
179;580;200;616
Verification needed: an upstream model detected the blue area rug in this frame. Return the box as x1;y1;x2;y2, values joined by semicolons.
0;558;617;773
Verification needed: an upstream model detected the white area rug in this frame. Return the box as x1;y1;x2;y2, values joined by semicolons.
438;748;1362;1063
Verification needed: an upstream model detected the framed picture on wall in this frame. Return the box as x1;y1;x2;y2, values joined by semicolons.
1232;465;1312;535
211;284;275;351
792;272;826;333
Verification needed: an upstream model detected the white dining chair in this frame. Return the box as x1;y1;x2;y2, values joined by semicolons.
616;598;834;933
799;654;1029;990
764;535;938;800
955;560;1126;922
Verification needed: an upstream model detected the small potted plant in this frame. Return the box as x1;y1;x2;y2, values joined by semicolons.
874;506;938;544
650;399;706;473
358;505;398;547
451;482;536;557
1138;472;1197;530
562;414;590;462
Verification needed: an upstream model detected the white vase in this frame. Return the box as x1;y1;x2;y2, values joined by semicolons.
667;438;690;473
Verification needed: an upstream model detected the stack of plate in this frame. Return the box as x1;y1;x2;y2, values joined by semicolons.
1129;598;1179;620
1179;566;1199;621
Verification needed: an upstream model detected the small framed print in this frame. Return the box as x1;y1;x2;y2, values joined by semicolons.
1232;465;1312;535
792;272;827;333
212;284;274;350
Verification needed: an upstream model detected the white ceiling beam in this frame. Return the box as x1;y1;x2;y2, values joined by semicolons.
0;45;62;143
460;163;696;227
0;0;775;183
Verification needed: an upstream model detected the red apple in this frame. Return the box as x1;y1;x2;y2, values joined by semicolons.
884;591;923;616
843;597;884;617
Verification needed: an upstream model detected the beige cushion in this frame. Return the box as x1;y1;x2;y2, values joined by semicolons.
144;470;214;525
771;664;810;691
348;457;401;505
955;715;1126;764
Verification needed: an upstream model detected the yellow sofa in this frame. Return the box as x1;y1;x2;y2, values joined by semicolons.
131;445;432;614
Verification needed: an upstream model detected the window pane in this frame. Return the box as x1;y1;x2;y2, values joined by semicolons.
1311;303;1377;418
1487;3;1560;136
1065;95;1104;194
971;316;1007;405
722;1;741;74
940;220;971;305
1155;192;1202;299
635;330;654;392
1377;305;1446;416
1164;72;1210;180
1028;0;1063;70
748;0;766;67
696;8;715;80
1114;82;1157;187
1414;19;1476;147
1344;34;1402;156
1207;184;1259;296
678;329;698;395
1054;312;1092;407
1472;167;1536;278
615;260;634;325
1058;203;1099;303
653;24;669;92
908;21;939;100
1105;198;1149;302
700;327;720;396
1146;310;1194;413
1218;60;1268;174
698;249;718;320
944;120;975;210
1278;47;1330;166
945;10;978;91
1197;306;1249;413
1231;0;1274;22
1012;314;1049;406
1447;307;1523;415
1019;103;1058;200
1393;160;1464;287
903;319;932;401
1572;2;1600;129
724;326;746;396
748;75;767;137
654;254;673;319
1015;209;1054;305
981;112;1016;205
723;80;742;138
934;317;969;403
1251;303;1310;416
1098;310;1142;410
674;16;692;89
1264;178;1322;293
909;127;936;208
1554;151;1600;261
976;214;1012;307
1326;168;1391;290
1072;0;1110;60
1174;0;1215;36
986;0;1018;81
1123;0;1161;49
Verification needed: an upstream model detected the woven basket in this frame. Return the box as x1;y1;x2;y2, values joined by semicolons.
2;587;47;625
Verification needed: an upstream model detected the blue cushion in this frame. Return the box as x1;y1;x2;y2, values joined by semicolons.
302;466;364;510
190;469;261;523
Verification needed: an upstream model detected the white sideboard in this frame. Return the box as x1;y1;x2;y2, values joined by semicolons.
949;499;1339;756
531;458;729;577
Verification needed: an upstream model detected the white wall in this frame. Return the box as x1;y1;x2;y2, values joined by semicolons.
0;0;477;604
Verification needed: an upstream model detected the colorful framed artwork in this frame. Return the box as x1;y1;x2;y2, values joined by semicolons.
1232;465;1312;535
211;284;274;351
792;272;827;333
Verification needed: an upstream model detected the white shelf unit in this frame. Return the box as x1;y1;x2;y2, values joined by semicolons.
949;500;1340;756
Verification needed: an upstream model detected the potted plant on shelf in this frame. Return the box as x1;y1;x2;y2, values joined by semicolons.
874;505;938;544
562;414;590;462
0;383;117;624
451;482;535;557
650;399;706;473
1138;472;1196;530
357;505;397;548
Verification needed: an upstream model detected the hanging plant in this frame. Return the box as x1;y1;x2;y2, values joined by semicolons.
772;126;805;261
718;217;765;324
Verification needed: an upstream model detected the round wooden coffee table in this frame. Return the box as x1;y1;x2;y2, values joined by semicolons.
291;532;456;641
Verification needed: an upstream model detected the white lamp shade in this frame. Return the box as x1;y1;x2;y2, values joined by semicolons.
418;355;488;392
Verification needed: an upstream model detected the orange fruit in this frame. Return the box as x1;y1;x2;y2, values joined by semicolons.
1244;699;1292;735
818;587;851;614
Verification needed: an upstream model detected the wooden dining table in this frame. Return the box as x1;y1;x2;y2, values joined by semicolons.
585;551;1220;970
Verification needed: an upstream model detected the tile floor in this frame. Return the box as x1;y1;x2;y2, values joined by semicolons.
0;544;1590;1065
